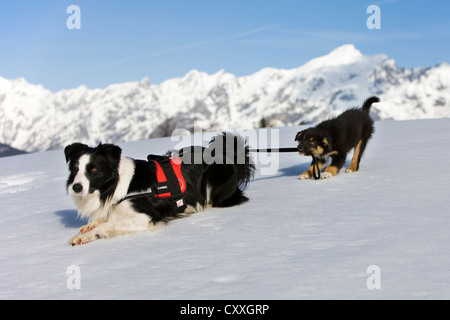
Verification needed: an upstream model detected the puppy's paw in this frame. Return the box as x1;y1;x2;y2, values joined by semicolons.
299;171;311;180
346;167;358;173
322;172;334;179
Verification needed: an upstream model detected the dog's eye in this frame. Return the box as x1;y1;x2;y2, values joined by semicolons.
74;166;79;173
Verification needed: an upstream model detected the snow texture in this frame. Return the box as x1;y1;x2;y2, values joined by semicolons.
1;44;449;152
1;118;449;299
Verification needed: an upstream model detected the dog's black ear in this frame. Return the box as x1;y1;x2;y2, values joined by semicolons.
64;143;89;163
96;144;122;169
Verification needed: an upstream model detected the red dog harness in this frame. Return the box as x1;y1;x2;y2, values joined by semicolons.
115;154;187;213
153;156;186;199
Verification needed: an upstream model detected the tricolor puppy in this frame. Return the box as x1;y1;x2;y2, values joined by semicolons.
64;133;255;245
295;96;379;179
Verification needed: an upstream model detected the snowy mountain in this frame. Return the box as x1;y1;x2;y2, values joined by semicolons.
1;44;449;152
1;119;450;299
0;143;27;158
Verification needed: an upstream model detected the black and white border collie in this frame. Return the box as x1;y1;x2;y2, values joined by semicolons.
64;133;255;246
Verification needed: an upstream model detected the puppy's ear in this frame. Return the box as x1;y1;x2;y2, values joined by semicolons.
320;133;332;152
64;143;89;163
295;130;305;141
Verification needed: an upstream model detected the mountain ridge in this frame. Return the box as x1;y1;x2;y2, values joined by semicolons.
1;44;449;152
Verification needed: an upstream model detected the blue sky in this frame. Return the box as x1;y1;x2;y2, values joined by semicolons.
0;0;449;91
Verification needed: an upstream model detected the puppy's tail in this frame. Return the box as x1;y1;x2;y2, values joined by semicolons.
362;96;380;113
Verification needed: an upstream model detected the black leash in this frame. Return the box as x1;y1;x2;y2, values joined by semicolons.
310;155;320;180
248;147;298;153
248;147;321;180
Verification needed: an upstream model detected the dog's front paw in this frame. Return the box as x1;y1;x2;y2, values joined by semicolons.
322;172;334;179
346;167;358;173
299;171;311;180
70;231;101;246
79;223;97;234
79;219;105;234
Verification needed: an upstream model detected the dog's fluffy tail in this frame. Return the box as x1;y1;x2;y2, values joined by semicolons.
207;132;255;189
362;96;380;113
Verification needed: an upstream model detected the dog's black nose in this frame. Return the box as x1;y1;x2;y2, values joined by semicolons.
297;145;304;152
72;183;83;193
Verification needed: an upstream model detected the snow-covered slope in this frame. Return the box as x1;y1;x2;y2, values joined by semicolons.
1;44;449;153
1;119;449;299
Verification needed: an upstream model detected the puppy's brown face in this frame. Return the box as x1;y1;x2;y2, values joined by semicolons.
295;128;331;157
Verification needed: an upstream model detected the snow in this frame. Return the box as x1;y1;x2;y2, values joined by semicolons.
301;44;364;71
1;118;449;299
